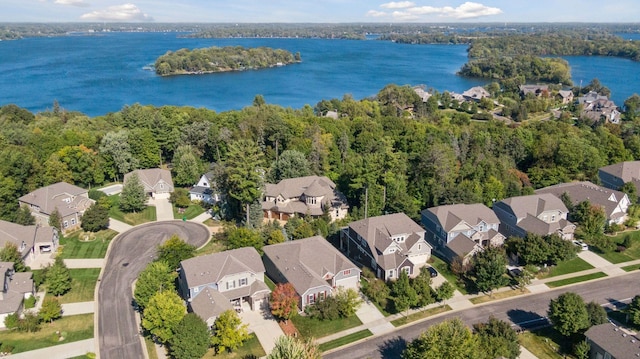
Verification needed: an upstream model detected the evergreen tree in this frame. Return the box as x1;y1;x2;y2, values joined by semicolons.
391;270;418;315
169;313;211;359
48;208;63;232
211;309;250;353
14;205;35;225
120;172;147;212
46;257;72;296
172;145;204;186
225;139;264;224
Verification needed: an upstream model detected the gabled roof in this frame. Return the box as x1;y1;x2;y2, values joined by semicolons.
263;236;359;295
496;193;568;219
535;181;627;220
0;262;33;315
585;323;640;359
447;235;478;259
18;182;92;217
0;220;55;258
600;161;640;183
557;90;573;99
517;216;573;237
462;86;490;100
423;203;500;233
189;287;232;322
264;176;336;200
180;247;265;289
519;84;549;95
124;168;173;191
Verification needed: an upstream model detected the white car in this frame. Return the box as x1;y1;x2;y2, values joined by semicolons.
572;240;589;251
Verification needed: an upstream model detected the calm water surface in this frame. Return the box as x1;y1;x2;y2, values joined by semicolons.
0;32;639;116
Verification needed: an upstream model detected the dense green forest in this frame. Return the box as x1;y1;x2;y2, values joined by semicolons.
458;55;572;84
154;46;300;76
1;81;639;225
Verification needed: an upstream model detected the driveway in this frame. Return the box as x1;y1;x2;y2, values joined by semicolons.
97;221;210;359
239;302;284;354
149;197;174;222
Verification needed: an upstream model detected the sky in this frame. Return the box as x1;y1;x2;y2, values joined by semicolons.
2;1;639;23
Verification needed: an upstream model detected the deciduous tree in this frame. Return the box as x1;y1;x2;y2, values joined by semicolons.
270;283;299;322
548;292;590;337
142;290;185;344
156;235;196;270
225;227;263;252
435;281;455;303
472;246;509;295
270;149;311;182
46;256;72;296
134;261;177;310
80;203;110;232
474;316;520;359
211;309;250;353
168;313;211;359
172;145;204;186
99;130;138;181
0;243;28;273
586;301;608;327
48;208;63;232
626;295;640;326
403;318;479;359
412;267;435;308
391;270;417;315
39;297;62;323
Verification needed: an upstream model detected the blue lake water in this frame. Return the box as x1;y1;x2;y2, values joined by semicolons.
0;32;639;116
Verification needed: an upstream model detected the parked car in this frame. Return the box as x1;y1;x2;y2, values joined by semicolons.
426;266;438;278
572;240;589;251
507;267;523;278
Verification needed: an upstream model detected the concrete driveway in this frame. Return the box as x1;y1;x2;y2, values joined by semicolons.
148;197;174;222
97;221;210;359
239;302;284;355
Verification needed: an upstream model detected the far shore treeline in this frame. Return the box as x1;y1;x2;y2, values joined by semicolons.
154;46;301;76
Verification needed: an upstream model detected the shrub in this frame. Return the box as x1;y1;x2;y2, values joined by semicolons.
616;245;627;253
623;235;634;249
0;343;14;354
3;312;19;330
24;295;37;309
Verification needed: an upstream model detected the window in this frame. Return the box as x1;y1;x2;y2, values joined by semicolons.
551;215;556;222
63;221;68;228
239;278;248;287
401;266;410;274
343;269;351;276
71;218;76;225
418;244;422;251
308;294;315;304
226;280;236;290
388;270;394;279
318;292;326;301
160;183;164;189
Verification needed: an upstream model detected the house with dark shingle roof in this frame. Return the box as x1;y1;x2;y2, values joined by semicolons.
262;236;360;311
557;90;574;104
18;182;94;233
178;247;270;326
535;181;630;225
599;161;640;198
493;193;575;240
585;323;640;359
0;220;58;266
0;262;34;328
189;171;221;204
519;84;549;98
421;204;505;264
340;213;431;281
261;175;348;222
124;168;174;199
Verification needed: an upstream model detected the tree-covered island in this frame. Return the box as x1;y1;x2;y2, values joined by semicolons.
154;46;301;76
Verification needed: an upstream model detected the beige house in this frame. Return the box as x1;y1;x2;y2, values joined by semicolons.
0;262;34;328
261;175;348;222
178;247;270;326
599;160;640;196
262;236;361;311
18;182;94;233
0;220;58;266
341;213;431;281
124;168;174;199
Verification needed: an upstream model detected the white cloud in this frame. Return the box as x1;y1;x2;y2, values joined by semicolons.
55;0;90;7
380;1;415;9
80;3;153;21
368;1;502;20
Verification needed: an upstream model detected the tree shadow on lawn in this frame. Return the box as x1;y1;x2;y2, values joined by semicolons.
378;336;407;359
506;308;549;331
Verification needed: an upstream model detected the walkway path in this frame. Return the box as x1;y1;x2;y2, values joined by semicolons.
64;258;104;268
108;218;133;233
8;339;94;359
62;301;95;316
578;250;626;276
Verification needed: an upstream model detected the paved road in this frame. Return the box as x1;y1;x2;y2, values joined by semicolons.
98;221;210;359
324;272;640;359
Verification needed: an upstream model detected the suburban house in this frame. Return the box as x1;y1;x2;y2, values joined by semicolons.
124;168;174;199
340;213;431;281
0;220;59;266
177;247;270;326
261;175;348;222
262;236;360;311
535;181;630;225
0;262;34;328
493;193;576;240
584;323;640;359
557;90;574;104
599;161;640;196
519;84;549;98
18;182;95;233
421;204;505;264
462;86;490;102
578;91;621;124
189;171;220;204
413;85;432;102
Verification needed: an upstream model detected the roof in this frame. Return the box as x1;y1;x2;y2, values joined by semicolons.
446;235;478;258
263;236;359;295
189;186;212;196
0;220;55;258
600;161;640;184
557;90;573;99
0;263;33;315
585;323;640;358
519;84;549;95
189;287;232;322
124;169;173;192
496;193;568;220
180;247;265;289
462;86;490;100
264;176;336;200
18;182;93;217
517;216;574;237
424;203;500;233
535;181;627;220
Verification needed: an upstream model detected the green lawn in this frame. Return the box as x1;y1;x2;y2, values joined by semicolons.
58;229;117;259
546;272;607;288
598;230;640;263
144;336;159;359
391;305;451;327
518;326;567;359
173;204;206;220
203;334;265;358
430;255;468;294
542;257;594;278
46;268;101;304
0;313;93;354
318;329;373;351
291;315;362;339
469;288;529;304
195;238;226;256
107;196;156;225
622;263;640;272
264;275;276;291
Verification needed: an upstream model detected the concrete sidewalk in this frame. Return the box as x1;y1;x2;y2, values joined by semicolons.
62;301;95;316
190;211;212;223
8;339;94;359
578;250;626;276
108;218;133;233
64;258;104;268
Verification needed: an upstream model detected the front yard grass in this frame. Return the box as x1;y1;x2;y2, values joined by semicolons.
58;229;117;259
195;238;226;256
46;268;101;304
546;272;607;288
430;255;468;294
290;315;362;339
144;336;159;359
539;257;594;278
107;196;156;225
390;305;451;327
598;230;640;263
173;203;205;220
469;288;530;305
202;333;265;358
318;329;373;351
518;326;567;359
0;313;93;353
622;263;640;272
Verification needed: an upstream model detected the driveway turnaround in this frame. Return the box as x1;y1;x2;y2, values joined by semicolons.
98;221;210;359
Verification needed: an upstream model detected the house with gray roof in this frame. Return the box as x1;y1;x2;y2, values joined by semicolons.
493;193;575;240
519;85;549;98
262;236;360;311
261;175;348;222
535;181;630;225
578;91;621;124
189;171;220;204
462;86;490;102
124;168;174;199
421;204;505;264
341;213;431;281
0;220;58;266
585;323;640;359
599;161;640;197
178;247;270;326
18;182;94;233
0;262;34;328
557;90;574;104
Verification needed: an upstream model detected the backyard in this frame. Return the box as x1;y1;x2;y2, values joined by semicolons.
58;229;117;259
